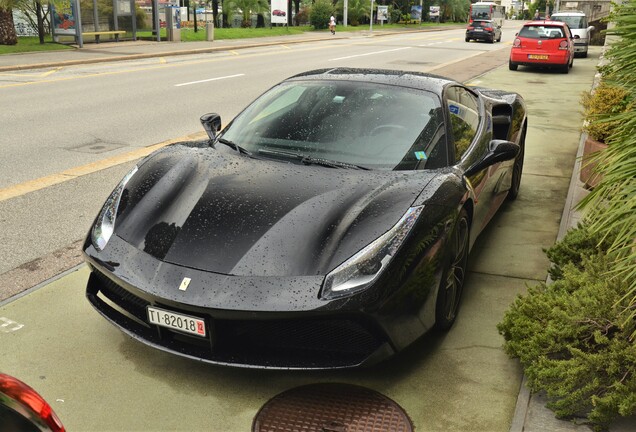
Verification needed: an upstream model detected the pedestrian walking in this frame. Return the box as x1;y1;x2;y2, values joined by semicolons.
329;15;336;35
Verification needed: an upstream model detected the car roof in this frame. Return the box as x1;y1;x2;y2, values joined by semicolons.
550;11;586;16
286;68;454;93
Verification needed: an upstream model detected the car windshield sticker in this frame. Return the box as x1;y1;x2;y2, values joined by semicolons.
415;151;428;160
179;277;192;291
449;104;460;115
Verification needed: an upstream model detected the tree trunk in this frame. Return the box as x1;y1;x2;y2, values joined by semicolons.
36;2;45;44
0;7;18;45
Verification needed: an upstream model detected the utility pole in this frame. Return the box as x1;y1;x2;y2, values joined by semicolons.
344;0;348;28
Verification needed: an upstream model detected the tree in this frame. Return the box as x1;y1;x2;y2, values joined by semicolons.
0;0;21;45
226;0;268;27
439;0;469;23
336;0;369;25
309;0;332;29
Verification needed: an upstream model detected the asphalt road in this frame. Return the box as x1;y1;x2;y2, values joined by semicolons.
0;24;517;296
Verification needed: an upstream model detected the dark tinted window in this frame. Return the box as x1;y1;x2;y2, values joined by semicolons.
221;80;445;170
551;15;587;29
472;20;492;28
445;86;480;162
519;25;567;39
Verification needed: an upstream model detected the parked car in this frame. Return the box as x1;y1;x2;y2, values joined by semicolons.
465;19;502;43
0;374;65;432
549;10;595;57
84;68;526;370
509;20;575;73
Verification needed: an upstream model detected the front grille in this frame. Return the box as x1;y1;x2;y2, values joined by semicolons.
93;271;149;322
87;269;388;368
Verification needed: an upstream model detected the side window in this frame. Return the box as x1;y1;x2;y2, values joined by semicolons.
446;86;480;162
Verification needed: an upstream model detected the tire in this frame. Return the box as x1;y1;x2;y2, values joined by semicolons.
489;37;495;44
497;33;502;42
561;62;570;74
509;60;518;71
465;37;470;42
581;51;588;58
569;56;574;68
435;208;470;331
507;124;526;201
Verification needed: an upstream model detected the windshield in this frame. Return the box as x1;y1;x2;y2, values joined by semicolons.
551;15;587;29
471;5;492;19
220;80;445;171
519;25;565;39
472;20;493;28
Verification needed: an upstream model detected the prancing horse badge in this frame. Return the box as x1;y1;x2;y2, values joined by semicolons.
179;277;191;291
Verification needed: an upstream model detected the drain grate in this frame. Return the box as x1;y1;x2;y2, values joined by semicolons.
252;383;413;432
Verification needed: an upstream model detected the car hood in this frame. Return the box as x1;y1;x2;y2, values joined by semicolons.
113;144;436;277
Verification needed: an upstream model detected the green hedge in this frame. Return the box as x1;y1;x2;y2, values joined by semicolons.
498;225;636;431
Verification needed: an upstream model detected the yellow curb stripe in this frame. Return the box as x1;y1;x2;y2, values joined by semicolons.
0;131;207;202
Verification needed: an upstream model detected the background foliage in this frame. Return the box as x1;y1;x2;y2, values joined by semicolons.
309;0;333;29
579;0;636;334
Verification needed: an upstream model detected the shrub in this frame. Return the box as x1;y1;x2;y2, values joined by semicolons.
545;223;615;281
309;0;333;30
498;226;636;431
581;83;632;144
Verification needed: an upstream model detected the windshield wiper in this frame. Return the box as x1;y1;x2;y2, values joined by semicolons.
257;149;369;170
216;138;252;156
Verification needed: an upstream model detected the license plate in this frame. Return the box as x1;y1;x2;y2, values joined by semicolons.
147;306;206;337
528;54;549;60
474;28;482;31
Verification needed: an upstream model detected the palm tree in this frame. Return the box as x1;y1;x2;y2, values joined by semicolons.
579;0;636;332
226;0;269;27
336;0;369;26
0;0;19;45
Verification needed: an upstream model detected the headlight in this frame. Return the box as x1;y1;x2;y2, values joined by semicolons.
91;166;138;251
321;206;423;300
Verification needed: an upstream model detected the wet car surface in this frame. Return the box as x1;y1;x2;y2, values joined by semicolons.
83;68;527;369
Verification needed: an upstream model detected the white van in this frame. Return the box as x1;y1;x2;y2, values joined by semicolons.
550;11;595;57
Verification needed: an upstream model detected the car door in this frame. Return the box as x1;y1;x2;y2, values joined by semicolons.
444;85;508;237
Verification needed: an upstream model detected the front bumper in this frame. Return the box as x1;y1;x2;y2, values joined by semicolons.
83;235;426;369
573;42;588;54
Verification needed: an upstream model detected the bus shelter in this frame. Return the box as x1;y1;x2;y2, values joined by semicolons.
51;0;138;47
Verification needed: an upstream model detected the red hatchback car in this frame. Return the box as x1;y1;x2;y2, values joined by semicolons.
509;20;575;73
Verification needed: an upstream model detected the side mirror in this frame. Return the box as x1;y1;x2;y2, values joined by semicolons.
465;140;520;177
200;113;222;142
588;25;595;32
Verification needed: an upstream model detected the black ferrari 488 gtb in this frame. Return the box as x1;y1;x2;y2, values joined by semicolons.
84;68;526;369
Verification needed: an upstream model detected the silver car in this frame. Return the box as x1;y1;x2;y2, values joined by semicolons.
550;11;595;57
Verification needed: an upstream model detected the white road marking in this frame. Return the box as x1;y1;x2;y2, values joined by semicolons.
0;317;24;333
328;46;412;62
174;73;245;87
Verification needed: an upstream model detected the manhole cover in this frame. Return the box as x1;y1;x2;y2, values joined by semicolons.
252;383;413;432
